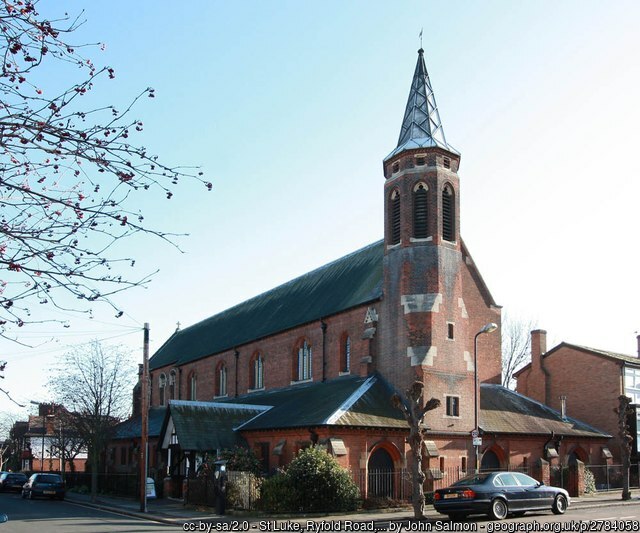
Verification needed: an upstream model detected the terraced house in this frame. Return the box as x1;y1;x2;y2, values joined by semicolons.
110;49;611;499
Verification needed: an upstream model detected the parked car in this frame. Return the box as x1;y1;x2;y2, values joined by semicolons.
0;472;28;492
21;473;66;500
433;471;570;521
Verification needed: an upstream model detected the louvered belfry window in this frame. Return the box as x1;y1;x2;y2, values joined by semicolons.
413;183;428;239
389;190;401;245
442;184;455;242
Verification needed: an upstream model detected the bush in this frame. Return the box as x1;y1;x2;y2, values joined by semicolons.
259;447;360;513
259;474;295;513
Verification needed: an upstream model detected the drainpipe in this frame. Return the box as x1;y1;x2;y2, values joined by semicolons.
234;349;239;397
321;320;328;382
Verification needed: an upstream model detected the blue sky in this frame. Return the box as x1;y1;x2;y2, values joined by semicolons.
2;0;639;415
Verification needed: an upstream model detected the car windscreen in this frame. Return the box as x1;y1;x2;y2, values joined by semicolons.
450;473;491;486
38;475;62;483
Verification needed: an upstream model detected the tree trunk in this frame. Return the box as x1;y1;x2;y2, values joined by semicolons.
392;383;440;521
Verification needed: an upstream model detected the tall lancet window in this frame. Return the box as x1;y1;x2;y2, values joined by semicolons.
413;182;428;239
297;340;312;381
389;189;401;245
158;374;166;406
442;184;455;242
216;362;227;397
251;352;264;390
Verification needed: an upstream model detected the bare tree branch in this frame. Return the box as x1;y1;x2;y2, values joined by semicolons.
48;340;135;502
0;1;212;336
501;312;537;389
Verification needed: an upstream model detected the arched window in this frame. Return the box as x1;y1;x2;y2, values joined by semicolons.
413;182;428;238
189;372;197;401
169;369;177;401
296;340;312;381
340;334;351;374
158;373;166;406
442;184;455;242
251;352;264;390
389;189;401;245
216;362;227;397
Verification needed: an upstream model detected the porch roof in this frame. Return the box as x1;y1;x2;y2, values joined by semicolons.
160;400;269;452
225;374;407;431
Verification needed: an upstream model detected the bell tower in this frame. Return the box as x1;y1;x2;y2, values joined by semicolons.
378;49;481;433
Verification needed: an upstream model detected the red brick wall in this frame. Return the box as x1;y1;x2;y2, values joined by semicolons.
517;344;621;461
150;304;374;405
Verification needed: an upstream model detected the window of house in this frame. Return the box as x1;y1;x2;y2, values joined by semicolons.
340;335;351;374
446;395;460;417
252;352;264;390
297;340;312;381
443;157;450;169
216;363;227;397
392;161;400;173
412;182;428;239
169;370;176;401
442;184;455;242
416;156;425;166
158;373;166;406
461;456;467;472
389;189;401;245
189;373;197;401
447;323;455;340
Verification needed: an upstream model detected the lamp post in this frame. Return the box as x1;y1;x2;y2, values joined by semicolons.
473;322;498;474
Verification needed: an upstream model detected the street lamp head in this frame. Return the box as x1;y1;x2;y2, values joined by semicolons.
479;322;498;335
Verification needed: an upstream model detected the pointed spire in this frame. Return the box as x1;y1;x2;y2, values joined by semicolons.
385;49;458;161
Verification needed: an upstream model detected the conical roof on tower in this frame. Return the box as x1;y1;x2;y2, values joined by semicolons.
385;48;459;161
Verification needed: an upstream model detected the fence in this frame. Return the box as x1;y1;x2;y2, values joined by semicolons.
63;472;139;498
186;471;261;510
48;463;640;505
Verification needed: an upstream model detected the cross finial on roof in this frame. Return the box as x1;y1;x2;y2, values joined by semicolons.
419;28;423;49
176;321;181;332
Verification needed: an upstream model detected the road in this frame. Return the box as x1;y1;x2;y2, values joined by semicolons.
0;492;172;532
1;491;640;532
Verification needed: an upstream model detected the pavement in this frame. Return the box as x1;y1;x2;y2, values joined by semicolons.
63;490;640;527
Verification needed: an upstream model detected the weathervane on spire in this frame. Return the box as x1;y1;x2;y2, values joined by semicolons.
419;28;423;49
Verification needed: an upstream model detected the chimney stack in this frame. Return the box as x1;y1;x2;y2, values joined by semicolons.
531;329;547;366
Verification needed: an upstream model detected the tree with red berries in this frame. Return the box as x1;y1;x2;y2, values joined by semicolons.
0;0;211;345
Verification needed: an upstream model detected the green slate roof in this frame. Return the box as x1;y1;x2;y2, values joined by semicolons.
226;374;407;431
480;384;610;438
150;241;384;370
161;401;269;452
113;407;167;440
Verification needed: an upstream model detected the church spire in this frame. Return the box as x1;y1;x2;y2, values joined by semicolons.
385;48;458;161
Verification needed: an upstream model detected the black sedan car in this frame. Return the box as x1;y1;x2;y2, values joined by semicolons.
433;472;570;521
21;473;66;500
0;472;28;492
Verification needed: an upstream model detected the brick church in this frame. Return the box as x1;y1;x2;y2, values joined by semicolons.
110;49;611;497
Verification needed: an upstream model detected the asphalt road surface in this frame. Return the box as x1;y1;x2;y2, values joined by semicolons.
0;492;172;532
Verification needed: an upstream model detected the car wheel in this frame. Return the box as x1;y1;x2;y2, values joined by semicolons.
489;498;509;520
552;494;568;515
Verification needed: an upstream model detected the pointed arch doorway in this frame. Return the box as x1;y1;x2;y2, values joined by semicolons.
368;447;395;498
